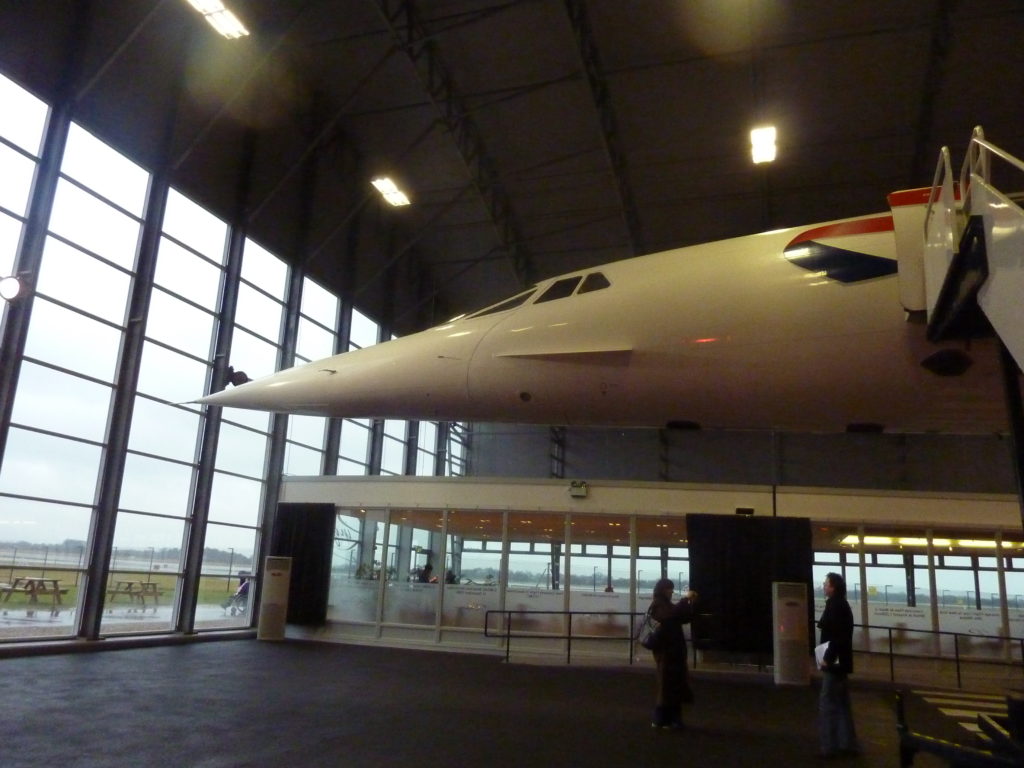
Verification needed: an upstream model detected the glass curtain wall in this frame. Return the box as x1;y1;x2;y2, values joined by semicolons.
416;421;438;476
813;533;1024;662
328;507;387;624
320;506;1024;667
382;508;443;625
635;516;689;599
284;276;337;476
0;70;438;643
441;509;502;629
191;236;286;631
504;512;567;635
567;514;632;638
446;422;469;476
5;115;150;637
0;78;46;348
335;308;377;475
380;420;407;476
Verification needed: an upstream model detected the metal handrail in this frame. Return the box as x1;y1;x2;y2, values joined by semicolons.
483;610;1024;689
924;145;956;241
960;125;1024;194
854;621;1024;689
484;608;645;664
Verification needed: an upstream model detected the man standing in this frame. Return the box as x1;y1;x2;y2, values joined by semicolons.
817;572;859;757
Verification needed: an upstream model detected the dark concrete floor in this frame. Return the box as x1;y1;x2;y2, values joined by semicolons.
2;640;959;767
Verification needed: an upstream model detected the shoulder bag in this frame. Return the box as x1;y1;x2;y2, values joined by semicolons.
635;608;663;650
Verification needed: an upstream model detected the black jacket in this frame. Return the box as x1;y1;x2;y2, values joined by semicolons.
817;595;854;675
649;596;695;658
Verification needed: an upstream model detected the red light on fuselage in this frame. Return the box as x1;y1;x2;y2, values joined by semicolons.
694;338;718;344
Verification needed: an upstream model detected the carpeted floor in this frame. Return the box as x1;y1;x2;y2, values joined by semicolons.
2;640;958;767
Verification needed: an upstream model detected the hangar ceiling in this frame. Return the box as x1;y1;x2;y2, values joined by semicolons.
2;0;1023;335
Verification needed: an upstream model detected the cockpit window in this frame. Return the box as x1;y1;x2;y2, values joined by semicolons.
533;276;582;304
466;289;536;318
577;272;610;294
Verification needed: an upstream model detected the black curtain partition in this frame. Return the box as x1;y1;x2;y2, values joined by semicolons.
269;503;336;625
686;513;813;654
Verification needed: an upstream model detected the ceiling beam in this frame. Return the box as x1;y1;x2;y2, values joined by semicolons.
371;0;535;289
563;0;644;256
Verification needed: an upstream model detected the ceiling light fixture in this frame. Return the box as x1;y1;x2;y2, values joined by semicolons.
0;275;22;301
750;125;777;164
371;177;411;207
186;0;249;39
839;534;1021;549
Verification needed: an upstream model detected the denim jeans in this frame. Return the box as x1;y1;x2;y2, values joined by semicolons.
819;670;858;755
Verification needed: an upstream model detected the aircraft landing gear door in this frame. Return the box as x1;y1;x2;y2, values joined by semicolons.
772;581;810;685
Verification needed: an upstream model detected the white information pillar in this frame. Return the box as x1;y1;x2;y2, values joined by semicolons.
772;581;810;685
257;556;292;641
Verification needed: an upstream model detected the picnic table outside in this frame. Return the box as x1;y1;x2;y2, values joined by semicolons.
0;576;66;606
107;580;162;608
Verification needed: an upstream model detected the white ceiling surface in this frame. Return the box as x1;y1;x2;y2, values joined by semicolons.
2;1;1023;330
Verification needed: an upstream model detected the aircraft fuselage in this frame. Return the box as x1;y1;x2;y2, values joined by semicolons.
196;211;1005;433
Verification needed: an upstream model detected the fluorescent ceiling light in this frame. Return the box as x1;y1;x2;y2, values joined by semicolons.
750;125;777;164
371;177;411;207
186;0;249;39
839;534;1021;549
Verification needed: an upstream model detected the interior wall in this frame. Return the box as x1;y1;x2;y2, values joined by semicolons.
470;425;1017;495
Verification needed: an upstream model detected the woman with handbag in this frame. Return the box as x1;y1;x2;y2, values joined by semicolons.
647;578;698;729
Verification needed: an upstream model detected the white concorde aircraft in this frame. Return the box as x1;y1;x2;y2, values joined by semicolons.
195;191;1006;433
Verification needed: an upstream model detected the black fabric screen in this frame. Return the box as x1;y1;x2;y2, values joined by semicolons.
268;503;336;625
686;513;813;654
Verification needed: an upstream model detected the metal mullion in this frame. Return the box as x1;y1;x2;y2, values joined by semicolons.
203;465;265;486
367;419;385;475
81;173;168;640
230;320;285;351
296;310;336;338
133;390;208;415
563;514;572;625
0;203;27;224
138;334;216;369
17;355;117;392
0;490;92;511
0;102;73;466
433;422;449;476
498;509;509;628
181;171;249;631
202;518;260;534
56;172;146;225
435;508;448;641
403;421;420;476
149;282;219;317
156;229;225;271
236;272;289;305
0;132;41;161
366;314;386;476
258;262;303;608
112;506;188;525
43;229;139;280
8;420;106;449
374;510;391;636
122;446;197;471
320;289;348;475
30;291;128;334
217;417;272;439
